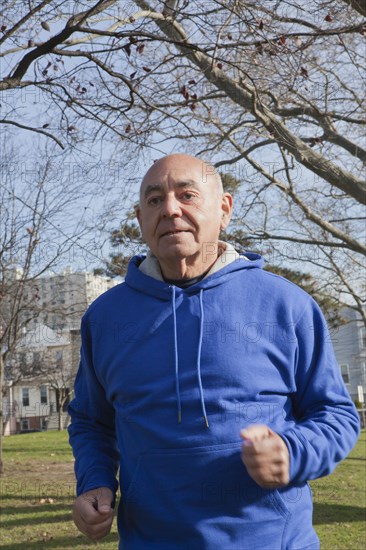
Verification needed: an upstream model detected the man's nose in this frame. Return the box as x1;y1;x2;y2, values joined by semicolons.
161;194;182;217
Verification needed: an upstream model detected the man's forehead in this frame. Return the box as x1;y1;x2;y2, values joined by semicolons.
141;161;217;192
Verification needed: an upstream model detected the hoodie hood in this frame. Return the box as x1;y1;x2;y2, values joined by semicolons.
138;241;243;283
125;242;264;300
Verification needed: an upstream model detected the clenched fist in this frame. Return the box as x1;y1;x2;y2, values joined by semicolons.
240;424;290;489
72;486;115;541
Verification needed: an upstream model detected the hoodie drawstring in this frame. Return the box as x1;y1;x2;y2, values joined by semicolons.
172;286;182;423
197;289;209;428
171;286;209;428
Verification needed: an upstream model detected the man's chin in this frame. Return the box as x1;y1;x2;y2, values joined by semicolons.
157;242;198;262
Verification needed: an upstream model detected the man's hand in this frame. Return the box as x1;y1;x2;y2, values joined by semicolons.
240;424;290;489
72;486;115;541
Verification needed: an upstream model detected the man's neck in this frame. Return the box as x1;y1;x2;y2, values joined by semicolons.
158;256;218;280
163;270;211;288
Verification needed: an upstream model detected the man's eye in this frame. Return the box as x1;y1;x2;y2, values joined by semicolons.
147;197;162;205
182;192;194;200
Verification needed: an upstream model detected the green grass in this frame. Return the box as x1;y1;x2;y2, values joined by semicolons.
3;430;74;462
0;430;365;549
1;431;118;549
310;429;366;549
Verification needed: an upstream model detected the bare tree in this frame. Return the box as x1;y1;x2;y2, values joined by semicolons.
46;363;75;431
0;135;95;472
0;2;364;310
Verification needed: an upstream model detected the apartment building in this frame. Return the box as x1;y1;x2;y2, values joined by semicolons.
34;267;119;329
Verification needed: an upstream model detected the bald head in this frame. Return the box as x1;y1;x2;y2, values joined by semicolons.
135;152;233;278
139;154;223;203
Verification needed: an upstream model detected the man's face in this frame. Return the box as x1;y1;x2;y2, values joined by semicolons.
136;155;232;269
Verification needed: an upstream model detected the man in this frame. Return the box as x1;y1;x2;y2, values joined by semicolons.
69;153;360;549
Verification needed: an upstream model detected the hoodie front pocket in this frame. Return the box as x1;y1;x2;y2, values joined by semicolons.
123;442;290;549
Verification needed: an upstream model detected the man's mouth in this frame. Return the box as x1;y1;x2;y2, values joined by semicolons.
161;230;189;237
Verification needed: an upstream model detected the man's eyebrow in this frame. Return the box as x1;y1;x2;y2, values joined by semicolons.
144;184;163;198
143;180;199;198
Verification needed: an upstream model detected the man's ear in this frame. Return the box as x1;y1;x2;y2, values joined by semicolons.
135;204;146;242
220;193;233;230
135;204;142;230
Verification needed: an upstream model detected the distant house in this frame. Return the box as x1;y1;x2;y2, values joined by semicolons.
332;307;366;403
3;323;78;435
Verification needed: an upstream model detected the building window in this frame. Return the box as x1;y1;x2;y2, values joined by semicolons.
55;350;63;368
20;418;30;431
341;364;350;384
22;388;30;407
40;385;48;404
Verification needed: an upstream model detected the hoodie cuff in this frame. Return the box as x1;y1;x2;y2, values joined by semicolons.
278;428;308;484
76;467;119;498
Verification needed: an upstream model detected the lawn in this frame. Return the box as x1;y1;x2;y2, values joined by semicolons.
0;430;365;549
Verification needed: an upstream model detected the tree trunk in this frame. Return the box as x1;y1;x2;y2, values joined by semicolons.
58;393;63;431
0;354;5;474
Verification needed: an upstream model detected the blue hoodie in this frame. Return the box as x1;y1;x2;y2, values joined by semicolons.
68;253;360;550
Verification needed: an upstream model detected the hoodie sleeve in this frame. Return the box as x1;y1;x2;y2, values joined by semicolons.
68;315;119;497
279;298;360;484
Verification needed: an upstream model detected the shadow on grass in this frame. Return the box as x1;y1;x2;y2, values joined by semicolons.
4;445;73;459
0;533;119;549
0;503;71;514
1;513;72;528
313;503;366;524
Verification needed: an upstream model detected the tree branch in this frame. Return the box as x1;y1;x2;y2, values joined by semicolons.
340;0;366;17
0;0;53;47
132;0;366;205
217;125;366;255
249;231;354;249
0;119;64;149
7;0;117;81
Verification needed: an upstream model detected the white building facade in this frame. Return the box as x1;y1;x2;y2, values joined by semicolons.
332;307;366;403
